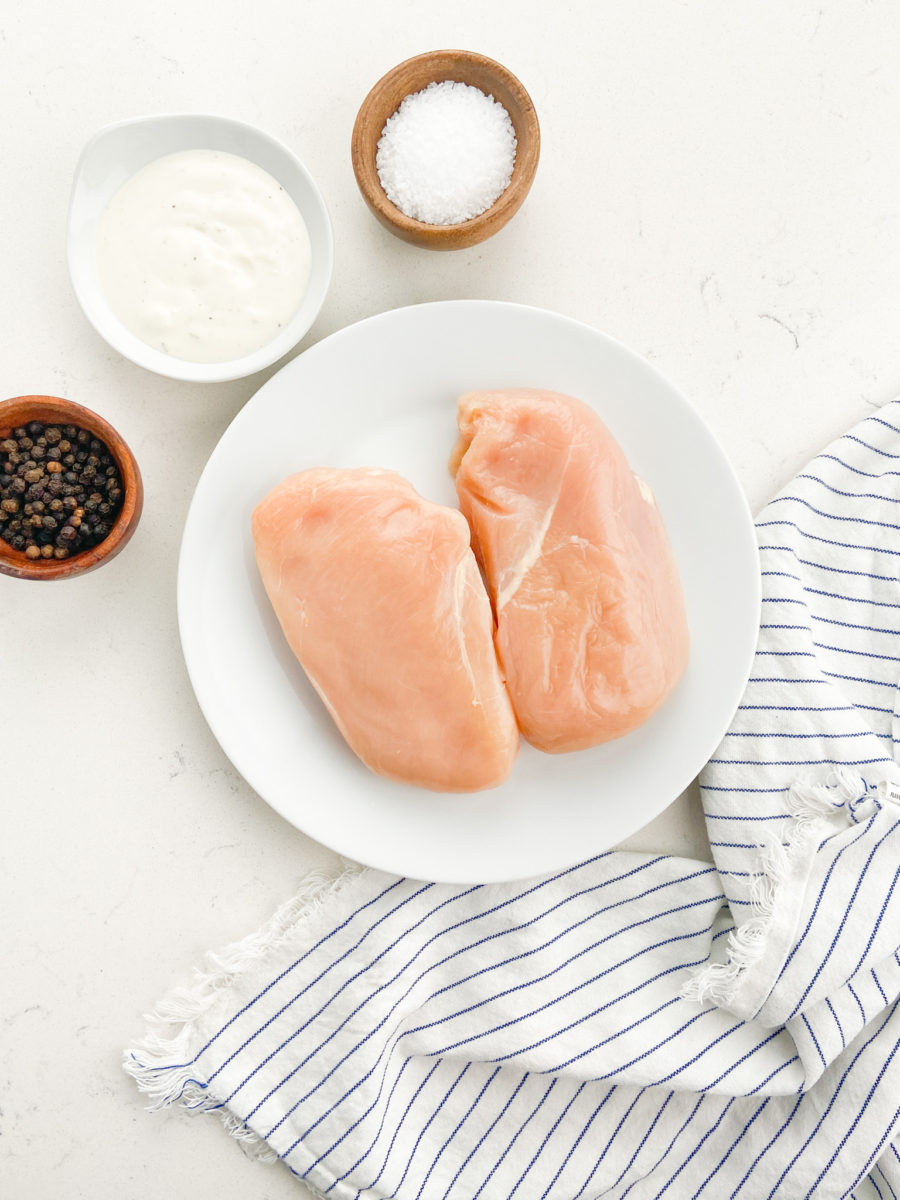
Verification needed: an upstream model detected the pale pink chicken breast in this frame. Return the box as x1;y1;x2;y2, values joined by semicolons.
252;467;519;792
453;389;690;753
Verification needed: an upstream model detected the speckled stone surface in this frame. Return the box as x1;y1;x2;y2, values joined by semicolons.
2;2;899;1196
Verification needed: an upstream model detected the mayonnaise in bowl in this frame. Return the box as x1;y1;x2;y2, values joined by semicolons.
94;149;312;365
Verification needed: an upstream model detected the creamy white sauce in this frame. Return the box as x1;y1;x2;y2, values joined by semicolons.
95;149;311;363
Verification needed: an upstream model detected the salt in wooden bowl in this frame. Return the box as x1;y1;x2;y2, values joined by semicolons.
0;395;143;581
351;50;540;250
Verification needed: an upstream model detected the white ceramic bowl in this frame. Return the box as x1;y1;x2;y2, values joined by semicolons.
67;114;333;383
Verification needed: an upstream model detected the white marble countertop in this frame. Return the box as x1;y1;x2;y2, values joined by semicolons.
3;2;899;1196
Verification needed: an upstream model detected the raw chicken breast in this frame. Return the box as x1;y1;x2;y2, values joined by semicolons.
252;467;518;792
453;389;690;753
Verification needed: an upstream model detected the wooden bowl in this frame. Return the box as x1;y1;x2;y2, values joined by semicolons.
351;50;540;250
0;396;143;581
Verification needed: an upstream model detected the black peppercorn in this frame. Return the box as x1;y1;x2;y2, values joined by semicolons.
0;418;125;560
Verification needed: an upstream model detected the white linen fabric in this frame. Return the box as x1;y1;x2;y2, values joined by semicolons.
128;401;900;1199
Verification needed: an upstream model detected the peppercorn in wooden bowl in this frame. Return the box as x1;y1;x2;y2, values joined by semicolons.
351;50;540;250
0;396;142;581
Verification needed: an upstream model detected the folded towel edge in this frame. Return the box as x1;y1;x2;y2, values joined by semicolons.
682;767;880;1018
122;860;369;1164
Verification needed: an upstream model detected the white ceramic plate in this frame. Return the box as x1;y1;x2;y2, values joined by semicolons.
178;301;760;883
67;113;333;383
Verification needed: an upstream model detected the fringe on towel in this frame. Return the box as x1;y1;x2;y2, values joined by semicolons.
681;767;883;1010
123;861;365;1162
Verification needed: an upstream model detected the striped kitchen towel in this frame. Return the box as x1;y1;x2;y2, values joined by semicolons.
127;401;900;1199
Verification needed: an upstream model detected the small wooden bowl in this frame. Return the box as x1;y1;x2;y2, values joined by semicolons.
351;50;540;250
0;396;143;581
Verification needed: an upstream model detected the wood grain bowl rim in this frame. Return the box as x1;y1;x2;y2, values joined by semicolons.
351;49;541;250
0;395;143;581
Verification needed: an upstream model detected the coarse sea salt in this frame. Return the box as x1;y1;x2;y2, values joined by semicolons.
376;80;517;226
